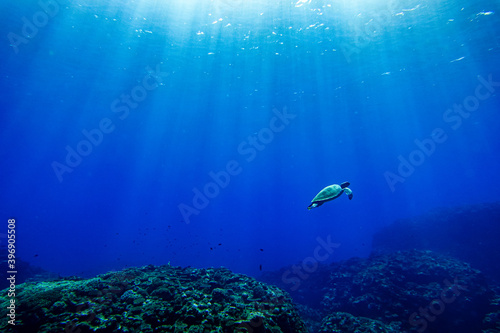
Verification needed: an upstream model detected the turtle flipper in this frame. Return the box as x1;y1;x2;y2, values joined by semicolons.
340;181;350;189
344;188;353;200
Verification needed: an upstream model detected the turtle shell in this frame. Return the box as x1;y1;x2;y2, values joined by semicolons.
311;184;343;203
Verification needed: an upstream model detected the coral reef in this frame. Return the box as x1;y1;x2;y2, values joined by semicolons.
372;201;500;283
322;250;493;332
3;250;499;332
0;265;307;333
260;250;497;332
318;312;400;332
0;250;60;291
4;200;500;332
483;286;500;332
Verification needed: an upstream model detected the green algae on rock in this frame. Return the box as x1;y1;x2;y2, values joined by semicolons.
0;265;307;333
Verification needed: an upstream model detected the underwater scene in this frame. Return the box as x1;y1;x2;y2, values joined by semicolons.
1;0;500;332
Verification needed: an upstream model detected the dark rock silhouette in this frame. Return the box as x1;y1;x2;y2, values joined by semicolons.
261;250;498;332
372;201;500;283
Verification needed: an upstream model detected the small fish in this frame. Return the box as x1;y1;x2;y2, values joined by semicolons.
259;264;262;271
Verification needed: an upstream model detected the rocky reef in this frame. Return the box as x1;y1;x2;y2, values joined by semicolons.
0;250;60;291
4;202;500;332
372;201;500;283
322;250;493;332
318;312;401;333
260;250;499;332
0;265;307;333
2;251;499;332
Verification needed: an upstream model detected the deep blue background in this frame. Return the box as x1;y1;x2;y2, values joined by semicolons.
1;0;499;278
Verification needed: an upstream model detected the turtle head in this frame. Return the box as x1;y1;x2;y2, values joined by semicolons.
308;203;318;210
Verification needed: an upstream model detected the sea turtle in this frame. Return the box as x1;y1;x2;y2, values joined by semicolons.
307;182;353;210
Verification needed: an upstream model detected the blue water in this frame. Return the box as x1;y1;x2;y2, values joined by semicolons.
1;0;499;279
